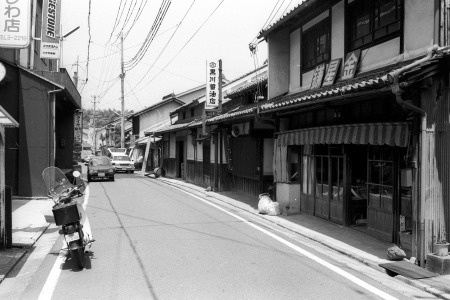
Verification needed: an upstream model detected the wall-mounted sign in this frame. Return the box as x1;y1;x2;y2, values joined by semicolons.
342;49;361;80
40;0;61;59
73;110;83;162
0;0;31;48
73;111;83;146
310;63;326;89
205;60;221;110
322;59;342;87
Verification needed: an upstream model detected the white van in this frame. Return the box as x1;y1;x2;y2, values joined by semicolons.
111;153;135;173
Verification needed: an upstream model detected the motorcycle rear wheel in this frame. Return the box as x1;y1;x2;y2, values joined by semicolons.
71;247;85;269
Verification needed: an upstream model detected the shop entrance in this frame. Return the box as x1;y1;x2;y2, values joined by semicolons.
349;145;396;242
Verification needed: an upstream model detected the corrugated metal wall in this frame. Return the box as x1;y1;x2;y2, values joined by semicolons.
421;75;450;255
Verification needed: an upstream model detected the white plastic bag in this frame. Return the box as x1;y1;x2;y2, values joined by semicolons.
267;202;280;216
258;193;272;214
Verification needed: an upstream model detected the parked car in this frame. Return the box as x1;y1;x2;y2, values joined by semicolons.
111;154;135;173
87;156;115;182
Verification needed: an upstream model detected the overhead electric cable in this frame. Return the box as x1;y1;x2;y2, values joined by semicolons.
123;0;149;40
112;0;138;44
124;0;171;69
132;0;196;90
131;0;225;95
106;0;125;44
250;0;284;45
124;0;171;71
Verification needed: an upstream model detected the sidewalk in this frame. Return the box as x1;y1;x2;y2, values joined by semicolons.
0;198;54;283
1;177;449;299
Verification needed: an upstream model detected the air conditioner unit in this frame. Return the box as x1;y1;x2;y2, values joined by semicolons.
231;122;249;137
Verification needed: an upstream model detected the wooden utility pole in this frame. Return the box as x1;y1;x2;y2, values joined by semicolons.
120;32;125;148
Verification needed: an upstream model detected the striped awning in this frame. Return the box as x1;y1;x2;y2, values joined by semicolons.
277;123;410;147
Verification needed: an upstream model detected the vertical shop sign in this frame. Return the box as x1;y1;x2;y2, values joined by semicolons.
73;111;83;162
0;0;31;48
322;59;342;87
40;0;61;59
205;60;220;110
341;49;361;80
310;63;326;89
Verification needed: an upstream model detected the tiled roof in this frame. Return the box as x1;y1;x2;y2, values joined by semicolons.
260;71;391;113
155;118;203;133
226;75;268;98
206;104;257;124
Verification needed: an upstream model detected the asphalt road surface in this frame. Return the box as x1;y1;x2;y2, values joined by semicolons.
0;172;440;300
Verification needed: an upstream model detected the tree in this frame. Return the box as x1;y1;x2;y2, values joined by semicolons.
82;108;133;129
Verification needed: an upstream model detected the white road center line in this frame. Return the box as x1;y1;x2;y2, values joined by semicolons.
173;185;398;300
38;184;90;300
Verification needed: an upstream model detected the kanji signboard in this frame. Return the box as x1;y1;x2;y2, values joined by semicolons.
342;49;361;80
205;60;220;110
310;63;326;89
0;0;31;48
73;111;83;146
322;58;342;87
40;0;61;59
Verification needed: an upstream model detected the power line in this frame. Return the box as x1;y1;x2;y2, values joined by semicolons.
124;0;171;71
123;0;149;40
131;0;196;91
131;0;226;95
106;0;126;44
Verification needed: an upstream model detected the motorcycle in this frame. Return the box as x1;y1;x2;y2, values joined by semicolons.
42;166;94;269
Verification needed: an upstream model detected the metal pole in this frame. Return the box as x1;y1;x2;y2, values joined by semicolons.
120;33;125;148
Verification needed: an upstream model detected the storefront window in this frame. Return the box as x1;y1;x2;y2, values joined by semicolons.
368;146;394;212
289;146;299;182
316;146;329;198
331;156;343;201
301;145;314;195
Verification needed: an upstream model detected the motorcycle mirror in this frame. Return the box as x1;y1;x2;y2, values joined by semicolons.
73;170;81;178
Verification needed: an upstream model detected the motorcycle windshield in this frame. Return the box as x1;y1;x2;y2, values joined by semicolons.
42;167;74;197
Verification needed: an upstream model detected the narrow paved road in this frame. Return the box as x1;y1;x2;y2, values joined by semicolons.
0;172;439;299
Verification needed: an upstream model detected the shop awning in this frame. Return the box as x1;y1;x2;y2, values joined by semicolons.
135;136;162;145
0;105;19;127
277;122;410;147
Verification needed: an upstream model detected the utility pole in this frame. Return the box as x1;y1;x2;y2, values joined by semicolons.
120;32;125;148
92;95;97;154
73;56;79;89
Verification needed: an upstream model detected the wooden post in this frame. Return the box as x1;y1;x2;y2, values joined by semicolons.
140;136;151;175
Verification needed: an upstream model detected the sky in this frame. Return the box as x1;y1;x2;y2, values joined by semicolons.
60;0;300;112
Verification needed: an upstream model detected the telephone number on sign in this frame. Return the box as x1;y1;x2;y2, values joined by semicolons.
0;35;28;41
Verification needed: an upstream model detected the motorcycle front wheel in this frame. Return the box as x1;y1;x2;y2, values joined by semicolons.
71;247;85;269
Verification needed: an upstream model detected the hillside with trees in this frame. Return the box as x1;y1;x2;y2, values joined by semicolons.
82;108;133;129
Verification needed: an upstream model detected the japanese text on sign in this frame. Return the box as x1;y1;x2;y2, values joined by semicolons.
73;111;83;146
205;60;220;110
310;64;326;89
342;49;361;80
0;0;31;48
322;59;342;87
